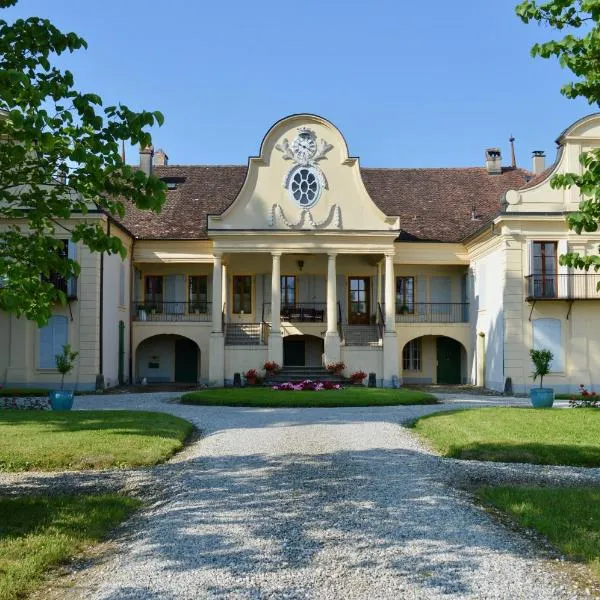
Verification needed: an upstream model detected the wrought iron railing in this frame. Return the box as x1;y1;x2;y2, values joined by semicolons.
391;303;469;323
525;274;600;300
132;301;212;322
377;302;385;338
262;302;327;322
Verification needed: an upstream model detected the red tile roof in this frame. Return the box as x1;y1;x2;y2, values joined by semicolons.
118;164;530;243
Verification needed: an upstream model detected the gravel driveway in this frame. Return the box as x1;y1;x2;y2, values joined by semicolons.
10;393;595;599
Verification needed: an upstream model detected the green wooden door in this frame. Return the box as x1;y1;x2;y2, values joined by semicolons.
284;339;305;366
174;338;198;383
436;337;461;384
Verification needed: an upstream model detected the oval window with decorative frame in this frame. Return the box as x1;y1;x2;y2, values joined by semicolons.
289;166;321;208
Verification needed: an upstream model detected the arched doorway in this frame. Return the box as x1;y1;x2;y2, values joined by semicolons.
136;334;200;383
283;335;324;367
401;335;466;385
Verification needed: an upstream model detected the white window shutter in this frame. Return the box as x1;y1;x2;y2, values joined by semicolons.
39;316;68;368
39;323;54;368
119;264;125;306
557;239;569;298
67;240;77;262
53;316;68;357
526;240;534;275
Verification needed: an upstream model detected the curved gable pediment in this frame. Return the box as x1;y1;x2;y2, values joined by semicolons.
208;114;399;234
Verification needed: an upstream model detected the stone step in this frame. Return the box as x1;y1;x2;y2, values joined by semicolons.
266;366;346;383
342;324;381;346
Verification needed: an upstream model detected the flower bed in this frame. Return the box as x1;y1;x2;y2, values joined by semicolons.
272;379;342;391
569;384;600;408
0;397;50;410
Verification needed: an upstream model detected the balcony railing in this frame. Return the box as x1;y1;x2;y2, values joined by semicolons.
132;301;212;322
393;303;469;323
525;274;600;300
45;272;77;300
262;302;327;322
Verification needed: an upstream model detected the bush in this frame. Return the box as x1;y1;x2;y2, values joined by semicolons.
350;370;367;383
326;361;345;374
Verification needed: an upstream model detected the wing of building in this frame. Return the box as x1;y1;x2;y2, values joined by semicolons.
2;113;599;393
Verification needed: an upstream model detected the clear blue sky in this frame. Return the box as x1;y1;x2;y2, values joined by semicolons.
4;0;593;169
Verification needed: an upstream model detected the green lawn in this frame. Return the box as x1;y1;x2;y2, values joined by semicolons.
411;407;600;466
0;494;140;600
0;411;194;472
478;486;600;579
181;386;438;408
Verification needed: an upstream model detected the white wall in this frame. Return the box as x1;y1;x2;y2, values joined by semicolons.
341;347;383;385
137;337;174;382
102;251;131;387
470;244;505;391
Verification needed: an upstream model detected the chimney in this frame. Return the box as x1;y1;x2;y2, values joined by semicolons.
532;150;546;175
139;145;154;175
153;148;168;167
485;148;502;175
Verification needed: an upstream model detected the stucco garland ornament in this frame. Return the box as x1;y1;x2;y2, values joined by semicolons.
275;128;332;209
268;203;342;229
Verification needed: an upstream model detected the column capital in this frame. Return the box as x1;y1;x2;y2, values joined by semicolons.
212;251;223;260
327;252;338;259
271;251;282;258
384;251;396;259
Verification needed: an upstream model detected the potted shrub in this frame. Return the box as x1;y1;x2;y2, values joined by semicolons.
529;348;554;408
244;368;258;385
350;370;367;385
49;344;78;411
137;304;147;321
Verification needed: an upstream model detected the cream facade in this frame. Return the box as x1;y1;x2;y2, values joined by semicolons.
2;113;600;393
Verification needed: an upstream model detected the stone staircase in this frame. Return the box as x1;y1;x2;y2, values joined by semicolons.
225;323;264;345
342;324;381;346
266;365;346;384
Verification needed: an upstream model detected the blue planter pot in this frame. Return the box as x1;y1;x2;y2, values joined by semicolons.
49;391;74;411
530;387;554;408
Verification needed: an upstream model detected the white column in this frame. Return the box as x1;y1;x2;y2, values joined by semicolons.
211;253;223;333
221;263;227;317
326;253;338;334
271;252;281;334
383;251;399;387
384;252;395;331
268;252;283;364
324;252;341;363
376;260;383;307
209;253;225;386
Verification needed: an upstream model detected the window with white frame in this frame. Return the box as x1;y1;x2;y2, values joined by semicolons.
532;318;564;372
119;264;126;306
39;315;68;369
403;339;422;371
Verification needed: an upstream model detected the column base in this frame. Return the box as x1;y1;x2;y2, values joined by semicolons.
324;332;341;364
382;332;401;388
208;333;225;387
268;332;283;365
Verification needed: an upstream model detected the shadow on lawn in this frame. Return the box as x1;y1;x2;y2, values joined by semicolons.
448;442;600;467
86;447;549;599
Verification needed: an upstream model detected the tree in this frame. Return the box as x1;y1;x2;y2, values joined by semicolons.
517;1;600;280
0;0;166;325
